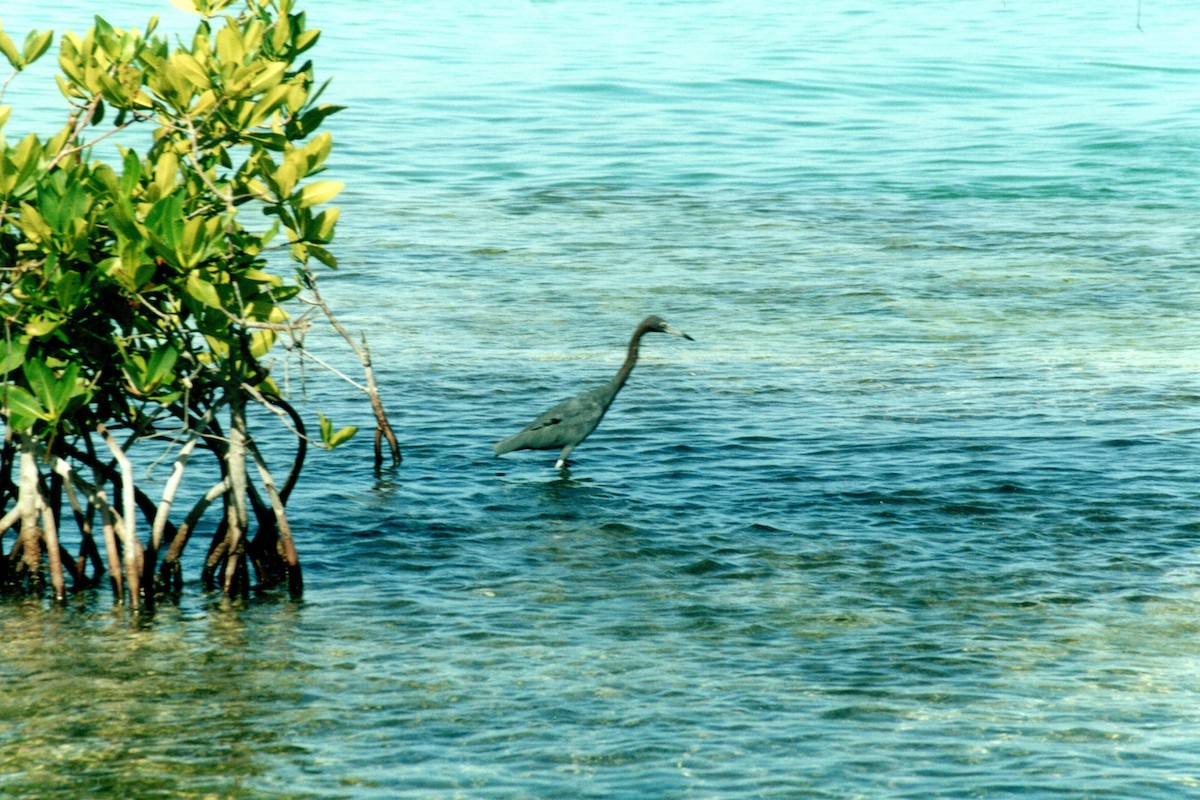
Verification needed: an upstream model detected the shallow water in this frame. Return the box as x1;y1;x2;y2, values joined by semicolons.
4;0;1200;797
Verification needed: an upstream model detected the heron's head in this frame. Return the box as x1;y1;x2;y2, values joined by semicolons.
642;315;694;341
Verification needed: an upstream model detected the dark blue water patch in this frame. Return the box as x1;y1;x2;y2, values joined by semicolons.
938;501;1001;517
680;557;724;577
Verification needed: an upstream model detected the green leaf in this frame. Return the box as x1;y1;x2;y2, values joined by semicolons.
241;266;283;287
169;51;210;90
271;158;298;197
15;132;42;167
0;27;24;70
47;362;81;417
248;328;276;358
128;344;179;396
289;104;344;138
290;131;333;178
16;202;53;244
55;270;82;310
179;216;206;267
22;29;53;66
152;151;179;199
311;207;339;243
0;340;28;376
215;24;245;65
118;148;143;195
146;344;179;387
249;61;287;93
294;28;320;55
24;317;62;338
294;179;342;208
185;272;223;309
270;12;291;52
308;244;337;269
145;193;184;262
23;358;62;417
2;385;46;431
317;413;357;449
241;82;291;128
288;241;308;265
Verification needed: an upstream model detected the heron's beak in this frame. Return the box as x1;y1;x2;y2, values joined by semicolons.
665;324;694;341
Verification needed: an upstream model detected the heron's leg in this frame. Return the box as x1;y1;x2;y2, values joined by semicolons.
555;445;574;470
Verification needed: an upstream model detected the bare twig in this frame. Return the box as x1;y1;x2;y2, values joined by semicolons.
295;264;400;466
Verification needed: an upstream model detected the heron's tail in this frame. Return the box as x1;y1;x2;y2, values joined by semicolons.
493;435;519;457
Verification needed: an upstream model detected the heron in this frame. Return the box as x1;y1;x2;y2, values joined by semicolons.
494;315;694;469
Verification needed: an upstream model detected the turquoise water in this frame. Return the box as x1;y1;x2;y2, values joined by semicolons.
4;1;1200;797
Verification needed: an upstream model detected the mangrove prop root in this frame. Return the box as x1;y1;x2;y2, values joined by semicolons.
3;404;308;601
247;437;302;598
38;496;66;602
58;544;81;586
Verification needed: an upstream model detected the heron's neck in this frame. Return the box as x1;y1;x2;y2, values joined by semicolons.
611;325;648;391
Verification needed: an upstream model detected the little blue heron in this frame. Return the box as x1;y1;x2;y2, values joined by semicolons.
494;315;694;469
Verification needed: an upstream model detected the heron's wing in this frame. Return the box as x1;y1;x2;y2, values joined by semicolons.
522;411;566;433
494;385;612;454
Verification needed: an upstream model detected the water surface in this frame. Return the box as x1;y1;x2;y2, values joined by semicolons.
3;1;1200;797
